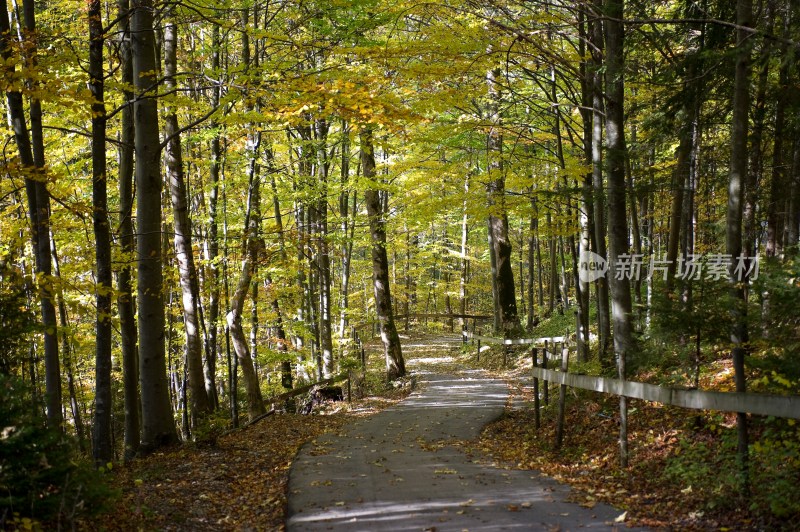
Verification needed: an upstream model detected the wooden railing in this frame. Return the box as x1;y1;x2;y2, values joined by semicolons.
463;331;800;422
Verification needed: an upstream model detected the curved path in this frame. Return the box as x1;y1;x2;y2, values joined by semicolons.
287;337;632;531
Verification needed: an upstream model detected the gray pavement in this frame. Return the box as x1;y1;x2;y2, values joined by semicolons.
287;344;632;531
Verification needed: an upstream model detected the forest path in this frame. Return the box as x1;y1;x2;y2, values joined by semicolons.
286;334;632;531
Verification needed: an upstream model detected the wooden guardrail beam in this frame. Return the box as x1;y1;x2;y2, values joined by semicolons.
464;331;566;345
532;367;800;420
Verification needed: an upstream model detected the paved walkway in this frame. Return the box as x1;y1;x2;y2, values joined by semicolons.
287;339;632;531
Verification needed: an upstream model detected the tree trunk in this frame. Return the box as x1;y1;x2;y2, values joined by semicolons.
743;3;774;263
526;193;536;331
727;0;753;491
487;218;501;331
604;0;635;467
201;22;224;410
589;0;611;362
226;154;267;421
338;119;355;345
268;149;292;391
1;0;62;430
51;243;85;451
88;0;114;465
131;0;179;451
766;24;789;258
250;281;259;377
361;126;405;380
461;175;470;331
486;67;519;335
117;0;140;458
163;11;211;428
315;118;335;377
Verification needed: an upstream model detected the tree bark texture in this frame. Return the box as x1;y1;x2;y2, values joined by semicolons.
360;127;405;380
132;0;179;450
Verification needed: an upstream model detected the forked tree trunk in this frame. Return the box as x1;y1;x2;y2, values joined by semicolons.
226;147;267;421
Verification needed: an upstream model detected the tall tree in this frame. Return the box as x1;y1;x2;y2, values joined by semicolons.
589;0;611;361
604;0;635;467
88;0;113;465
727;0;753;489
486;66;519;335
203;20;224;410
361;126;405;380
117;0;140;459
131;0;179;450
314;118;335;377
163;7;211;425
0;0;61;429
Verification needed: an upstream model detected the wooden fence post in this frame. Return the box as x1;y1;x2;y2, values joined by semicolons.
555;339;570;448
543;340;549;405
532;347;540;429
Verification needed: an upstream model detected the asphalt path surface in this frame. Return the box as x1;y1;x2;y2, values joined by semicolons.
287;338;634;531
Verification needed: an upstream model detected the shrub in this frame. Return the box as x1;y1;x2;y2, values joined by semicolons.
0;375;112;527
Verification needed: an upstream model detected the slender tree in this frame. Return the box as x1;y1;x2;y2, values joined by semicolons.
727;0;753;490
117;0;140;458
0;0;61;429
604;0;635;467
163;8;212;425
88;0;114;465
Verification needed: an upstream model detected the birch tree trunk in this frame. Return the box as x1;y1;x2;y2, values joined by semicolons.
164;10;211;427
